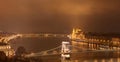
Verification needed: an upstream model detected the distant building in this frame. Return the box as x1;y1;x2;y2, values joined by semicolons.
85;32;120;47
71;28;120;49
0;43;14;57
0;32;17;57
71;28;85;40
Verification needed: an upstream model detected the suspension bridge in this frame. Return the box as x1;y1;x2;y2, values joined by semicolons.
24;45;83;57
24;42;115;58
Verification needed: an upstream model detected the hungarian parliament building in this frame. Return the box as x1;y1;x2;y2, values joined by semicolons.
71;28;120;49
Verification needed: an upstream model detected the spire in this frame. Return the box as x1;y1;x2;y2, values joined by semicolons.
71;28;85;40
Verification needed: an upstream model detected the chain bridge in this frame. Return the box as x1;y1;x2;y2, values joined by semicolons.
24;44;116;58
24;45;84;57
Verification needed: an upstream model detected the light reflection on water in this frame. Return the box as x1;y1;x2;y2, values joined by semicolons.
61;58;120;62
60;51;120;62
67;41;120;62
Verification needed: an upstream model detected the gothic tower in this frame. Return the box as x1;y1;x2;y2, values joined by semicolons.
71;28;85;40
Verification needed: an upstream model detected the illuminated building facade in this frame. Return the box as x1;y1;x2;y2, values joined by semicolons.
71;28;120;49
0;43;14;57
71;28;85;40
0;32;18;57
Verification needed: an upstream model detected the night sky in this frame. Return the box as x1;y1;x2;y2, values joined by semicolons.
0;0;120;33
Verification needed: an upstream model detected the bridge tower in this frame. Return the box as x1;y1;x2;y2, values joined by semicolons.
61;41;71;59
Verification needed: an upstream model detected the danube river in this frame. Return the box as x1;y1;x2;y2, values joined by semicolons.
39;52;120;62
10;37;120;62
31;50;120;62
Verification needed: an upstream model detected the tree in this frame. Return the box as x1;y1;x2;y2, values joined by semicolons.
15;46;26;57
0;51;8;62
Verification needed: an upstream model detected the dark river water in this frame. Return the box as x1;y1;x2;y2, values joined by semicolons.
39;51;120;62
35;51;120;62
9;37;120;62
10;37;68;52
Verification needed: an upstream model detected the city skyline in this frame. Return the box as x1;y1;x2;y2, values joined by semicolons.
0;0;120;61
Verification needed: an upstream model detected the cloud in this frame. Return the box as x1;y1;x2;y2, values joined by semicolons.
0;0;120;33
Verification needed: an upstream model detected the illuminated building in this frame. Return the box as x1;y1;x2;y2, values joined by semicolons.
0;32;19;57
71;28;120;49
71;28;85;40
0;43;14;57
